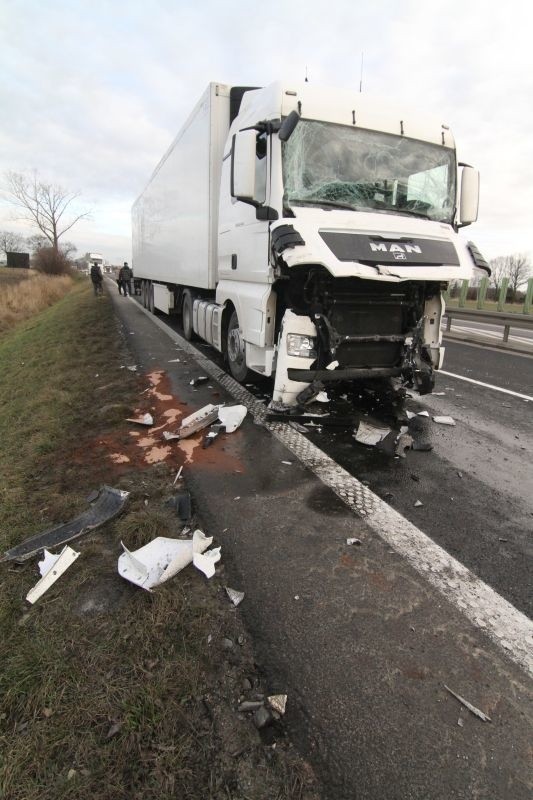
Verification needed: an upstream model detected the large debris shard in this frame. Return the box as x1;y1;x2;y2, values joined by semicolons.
218;405;247;433
354;420;390;447
118;530;221;590
26;546;80;604
2;486;129;563
177;404;219;439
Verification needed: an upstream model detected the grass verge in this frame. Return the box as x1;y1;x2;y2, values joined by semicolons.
0;267;74;334
0;282;318;800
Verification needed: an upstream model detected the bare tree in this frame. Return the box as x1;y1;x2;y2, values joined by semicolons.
0;230;25;258
489;252;532;299
26;233;49;254
4;170;90;252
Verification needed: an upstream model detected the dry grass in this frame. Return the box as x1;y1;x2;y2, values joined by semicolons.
0;267;73;334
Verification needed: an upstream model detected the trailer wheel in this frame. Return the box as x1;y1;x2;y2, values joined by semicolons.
227;310;250;383
182;290;194;340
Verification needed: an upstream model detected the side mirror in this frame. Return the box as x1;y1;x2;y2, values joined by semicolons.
278;110;300;142
231;130;257;203
458;164;479;226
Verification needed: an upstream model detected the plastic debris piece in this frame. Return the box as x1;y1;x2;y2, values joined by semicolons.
354;420;390;446
346;538;362;546
433;391;446;396
172;466;183;485
178;404;219;439
118;530;219;590
281;460;292;465
253;705;273;729
289;421;308;434
203;424;224;449
106;721;122;740
26;546;80;604
315;391;330;403
418;411;430;417
167;358;181;363
126;413;154;426
268;695;287;715
433;416;456;426
414;500;424;507
190;376;208;386
162;431;180;441
3;486;129;562
218;405;247;433
444;685;491;722
126;365;137;372
225;587;244;606
326;360;339;370
193;546;222;579
405;410;416;419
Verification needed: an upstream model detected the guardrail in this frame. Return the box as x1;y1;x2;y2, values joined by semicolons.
444;307;533;343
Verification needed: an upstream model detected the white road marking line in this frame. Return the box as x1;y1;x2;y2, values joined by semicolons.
439;370;533;402
131;300;533;678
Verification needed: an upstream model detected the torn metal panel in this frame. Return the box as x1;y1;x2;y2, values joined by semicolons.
178;404;219;439
3;486;129;563
26;546;80;604
118;530;220;590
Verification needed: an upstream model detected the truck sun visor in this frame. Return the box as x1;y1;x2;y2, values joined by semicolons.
271;224;306;254
467;241;491;275
319;232;460;267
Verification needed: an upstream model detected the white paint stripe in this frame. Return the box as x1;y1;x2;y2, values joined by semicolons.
130;299;533;677
439;370;533;402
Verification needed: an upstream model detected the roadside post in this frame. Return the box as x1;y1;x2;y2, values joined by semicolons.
497;278;509;312
458;279;469;308
476;277;488;310
523;278;533;315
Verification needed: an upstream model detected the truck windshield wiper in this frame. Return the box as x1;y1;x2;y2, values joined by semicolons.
290;199;358;211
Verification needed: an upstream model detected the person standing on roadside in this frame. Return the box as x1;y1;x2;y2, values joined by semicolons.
120;261;132;297
90;262;103;296
117;264;125;295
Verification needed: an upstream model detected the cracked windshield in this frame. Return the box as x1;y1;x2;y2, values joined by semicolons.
283;119;456;223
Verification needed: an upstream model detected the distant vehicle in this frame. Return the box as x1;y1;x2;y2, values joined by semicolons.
83;252;104;275
132;82;489;407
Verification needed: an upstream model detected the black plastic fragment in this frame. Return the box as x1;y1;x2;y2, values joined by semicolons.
2;486;129;563
165;491;192;522
271;224;305;254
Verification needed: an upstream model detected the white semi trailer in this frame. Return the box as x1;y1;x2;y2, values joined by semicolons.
132;82;488;407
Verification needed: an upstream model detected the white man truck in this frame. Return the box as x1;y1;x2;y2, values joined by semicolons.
132;82;489;407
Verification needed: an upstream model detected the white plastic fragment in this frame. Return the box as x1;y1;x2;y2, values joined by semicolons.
281;460;292;466
225;587;244;606
26;546;80;604
354;420;390;446
418;411;430;417
167;358;180;363
414;500;424;507
126;365;137;372
126;413;154;426
162;431;180;441
218;404;247;433
433;416;456;426
118;530;219;590
326;360;339;370
444;685;491;722
346;538;362;546
405;410;416;419
315;391;330;403
268;695;287;715
172;465;183;485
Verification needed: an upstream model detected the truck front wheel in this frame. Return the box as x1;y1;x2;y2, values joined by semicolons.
227;310;250;383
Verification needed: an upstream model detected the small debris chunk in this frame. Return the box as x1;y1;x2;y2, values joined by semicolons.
289;421;308;434
26;546;80;604
253;705;273;729
126;412;154;426
433;416;456;426
414;500;424;508
238;700;263;712
346;538;362;546
395;433;414;458
218;405;247;433
190;376;209;387
177;404;219;438
326;360;339;370
225;587;244;606
354;420;390;447
281;460;292;466
172;466;183;485
444;685;491;722
106;721;122;740
268;695;287;715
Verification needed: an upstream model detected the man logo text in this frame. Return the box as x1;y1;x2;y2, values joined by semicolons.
369;243;422;254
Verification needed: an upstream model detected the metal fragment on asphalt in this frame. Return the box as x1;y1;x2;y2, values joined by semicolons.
444;685;491;722
26;545;80;604
225;587;244;606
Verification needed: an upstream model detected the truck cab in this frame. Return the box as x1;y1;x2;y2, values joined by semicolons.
215;83;486;406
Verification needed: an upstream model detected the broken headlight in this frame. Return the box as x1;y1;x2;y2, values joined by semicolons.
286;333;317;358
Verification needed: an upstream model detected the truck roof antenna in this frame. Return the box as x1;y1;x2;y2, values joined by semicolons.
359;52;364;93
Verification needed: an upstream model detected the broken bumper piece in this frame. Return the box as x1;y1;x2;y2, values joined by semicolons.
2;486;129;563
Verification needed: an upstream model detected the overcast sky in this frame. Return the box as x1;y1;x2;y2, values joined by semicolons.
1;0;531;265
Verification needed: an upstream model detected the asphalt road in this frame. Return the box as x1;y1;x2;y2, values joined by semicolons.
107;282;533;800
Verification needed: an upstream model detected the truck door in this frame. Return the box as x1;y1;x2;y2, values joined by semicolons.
218;130;271;285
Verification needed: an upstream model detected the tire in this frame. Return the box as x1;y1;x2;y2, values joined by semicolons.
182;289;194;340
226;310;250;383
